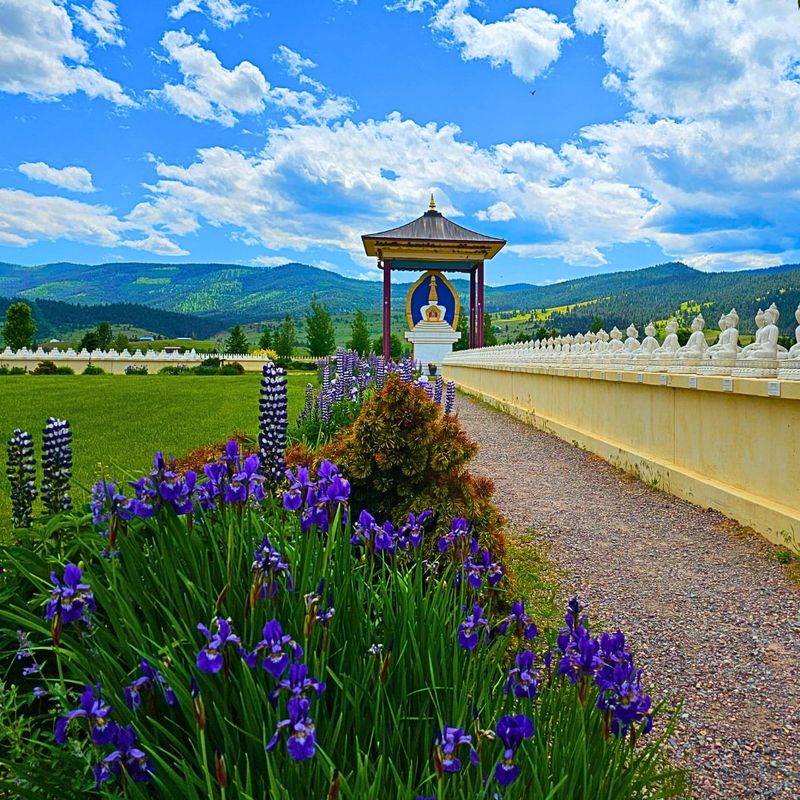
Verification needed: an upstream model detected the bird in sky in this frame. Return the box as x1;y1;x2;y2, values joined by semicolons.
530;90;536;96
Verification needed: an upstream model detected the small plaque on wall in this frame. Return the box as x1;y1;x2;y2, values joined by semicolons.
616;372;623;381
768;381;781;397
722;378;733;392
688;376;697;389
636;373;644;383
659;374;668;386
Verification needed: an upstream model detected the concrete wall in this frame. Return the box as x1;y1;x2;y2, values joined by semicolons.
443;362;800;551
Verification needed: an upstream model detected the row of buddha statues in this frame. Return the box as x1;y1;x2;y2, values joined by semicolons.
446;303;800;380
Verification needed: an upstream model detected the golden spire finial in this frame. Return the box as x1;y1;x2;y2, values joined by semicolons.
428;274;439;304
429;193;437;211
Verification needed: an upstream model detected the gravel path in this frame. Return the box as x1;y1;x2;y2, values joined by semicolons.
455;393;800;800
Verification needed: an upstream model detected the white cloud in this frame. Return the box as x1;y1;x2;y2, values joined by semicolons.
157;31;354;126
508;242;606;267
0;189;187;255
72;0;124;47
0;0;134;105
168;0;251;29
431;0;573;82
273;45;326;92
385;0;435;11
18;162;96;193
476;201;516;222
251;255;291;266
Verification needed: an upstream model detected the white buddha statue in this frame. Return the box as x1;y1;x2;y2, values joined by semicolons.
634;323;660;362
623;324;641;353
733;306;780;378
594;329;609;353
670;314;708;373
607;327;624;357
777;304;800;380
648;319;681;371
740;308;766;356
699;309;740;375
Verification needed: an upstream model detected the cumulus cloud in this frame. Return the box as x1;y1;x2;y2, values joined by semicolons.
0;189;187;255
157;32;354;126
475;201;516;222
168;0;251;29
0;0;134;105
72;0;125;47
385;0;435;11
18;162;96;193
431;0;573;82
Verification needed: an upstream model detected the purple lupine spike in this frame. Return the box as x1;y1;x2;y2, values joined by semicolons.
41;417;73;513
6;429;36;528
444;381;456;415
433;375;444;405
259;362;289;486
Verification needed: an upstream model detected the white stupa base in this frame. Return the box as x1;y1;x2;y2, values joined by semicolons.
668;358;704;374
698;358;737;376
732;358;779;378
777;362;800;380
405;323;461;367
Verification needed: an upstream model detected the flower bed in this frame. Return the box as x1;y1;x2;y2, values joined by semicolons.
0;360;685;798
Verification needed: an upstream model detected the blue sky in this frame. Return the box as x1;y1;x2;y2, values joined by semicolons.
1;0;799;286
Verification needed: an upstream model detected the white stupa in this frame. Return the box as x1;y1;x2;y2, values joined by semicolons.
404;274;461;368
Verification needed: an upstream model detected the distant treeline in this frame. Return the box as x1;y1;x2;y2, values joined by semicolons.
0;297;225;341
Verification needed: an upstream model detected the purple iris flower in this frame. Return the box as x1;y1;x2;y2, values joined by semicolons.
266;697;318;761
374;521;397;554
283;466;311;512
438;518;474;562
196;617;241;674
242;619;303;678
102;724;155;784
124;658;176;713
350;509;377;549
55;683;117;747
463;549;504;590
90;479;133;529
494;714;534;786
458;603;491;650
251;535;294;601
397;509;432;549
268;662;326;707
434;726;475;773
504;650;538;700
44;563;96;626
497;599;537;640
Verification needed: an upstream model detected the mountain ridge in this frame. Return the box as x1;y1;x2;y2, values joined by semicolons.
2;260;800;336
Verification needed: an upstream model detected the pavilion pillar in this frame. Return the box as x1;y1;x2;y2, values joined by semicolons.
477;261;485;348
382;260;392;361
469;267;476;349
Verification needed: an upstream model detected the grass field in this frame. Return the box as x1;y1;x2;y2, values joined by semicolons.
0;373;309;535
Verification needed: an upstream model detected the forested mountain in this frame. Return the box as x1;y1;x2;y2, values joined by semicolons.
0;296;223;341
2;259;800;336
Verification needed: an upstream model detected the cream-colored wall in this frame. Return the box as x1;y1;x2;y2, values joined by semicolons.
443;363;800;551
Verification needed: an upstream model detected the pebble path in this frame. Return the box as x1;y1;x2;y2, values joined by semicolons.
455;393;800;800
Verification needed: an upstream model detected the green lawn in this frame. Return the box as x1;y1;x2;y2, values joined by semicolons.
0;373;309;534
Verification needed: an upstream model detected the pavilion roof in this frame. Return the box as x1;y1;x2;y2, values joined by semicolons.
362;197;506;261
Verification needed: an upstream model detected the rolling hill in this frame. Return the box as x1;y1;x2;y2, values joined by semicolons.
2;260;800;337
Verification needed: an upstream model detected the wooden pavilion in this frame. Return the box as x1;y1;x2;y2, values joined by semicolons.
362;196;506;360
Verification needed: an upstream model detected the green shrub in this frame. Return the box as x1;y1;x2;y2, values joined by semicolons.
32;360;58;375
125;365;148;376
9;366;26;375
82;365;105;375
158;365;190;376
200;356;220;368
318;374;506;559
219;362;245;375
55;366;75;375
0;367;8;376
290;360;318;371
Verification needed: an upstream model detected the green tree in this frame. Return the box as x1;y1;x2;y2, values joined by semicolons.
305;297;336;357
347;310;372;355
224;324;250;354
79;330;101;351
112;333;129;352
258;325;273;350
372;333;403;360
453;313;469;351
275;314;296;360
483;312;498;347
590;315;603;333
97;321;113;350
2;302;36;350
